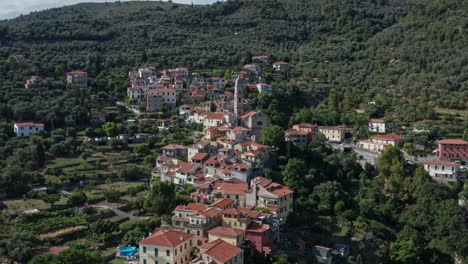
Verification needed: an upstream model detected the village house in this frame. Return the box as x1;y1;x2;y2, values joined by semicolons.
162;144;188;159
318;126;345;142
127;87;147;102
138;66;156;78
256;83;272;94
208;226;245;247
424;160;464;179
166;68;189;78
196;239;244;264
247;177;294;221
147;88;177;112
436;139;468;161
25;76;43;88
203;112;235;130
245;221;277;256
368;119;394;133
292;123;318;135
272;61;290;72
252;55;270;63
14;122;44;137
139;228;194;264
180;104;196;119
284;130;311;149
243;64;262;75
212;77;226;88
211;178;250;206
357;134;405;152
66;71;88;88
12;54;27;61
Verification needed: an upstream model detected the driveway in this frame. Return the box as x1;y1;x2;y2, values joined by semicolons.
90;205;148;221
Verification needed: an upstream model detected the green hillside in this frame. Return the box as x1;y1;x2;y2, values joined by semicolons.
0;0;466;125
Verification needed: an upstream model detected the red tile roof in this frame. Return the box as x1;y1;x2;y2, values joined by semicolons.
209;226;245;237
424;160;460;166
438;139;468;145
175;203;208;212
371;134;405;141
285;130;310;135
210;198;236;209
139;229;194;247
202;239;242;263
176;162;198;173
252;177;294;197
370;118;386;123
239;111;257;119
15;122;44;127
192;153;209;161
294;123;316;128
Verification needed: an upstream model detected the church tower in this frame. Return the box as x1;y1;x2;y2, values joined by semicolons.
234;76;245;118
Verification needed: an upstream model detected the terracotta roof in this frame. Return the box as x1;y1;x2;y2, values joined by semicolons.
209;226;245;237
294;123;316;128
215;181;248;195
163;144;188;150
210;198;236;209
438;139;468;145
246;222;270;233
175;203;208;212
370;118;386;123
371;134;405;141
424;160;460;166
140;229;193;247
273;61;289;65
200;207;221;217
202;239;242;263
176;162;198;173
15;122;44;127
252;177;294;197
192;153;209;161
149;88;176;93
285;130;310;135
206;112;226;120
239;111;257;119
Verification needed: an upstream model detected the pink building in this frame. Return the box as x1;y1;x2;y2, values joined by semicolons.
437;139;468;161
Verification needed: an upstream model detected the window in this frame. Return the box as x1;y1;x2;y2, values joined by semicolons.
143;247;146;253
197;231;200;236
175;249;177;255
154;248;158;256
143;260;147;264
166;250;170;257
155;262;158;264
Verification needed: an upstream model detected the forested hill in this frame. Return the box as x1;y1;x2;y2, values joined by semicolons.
0;0;466;113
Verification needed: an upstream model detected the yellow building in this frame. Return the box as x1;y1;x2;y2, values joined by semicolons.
318;126;345;142
208;226;245;247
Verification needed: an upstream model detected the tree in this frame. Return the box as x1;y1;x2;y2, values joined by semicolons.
118;164;146;181
67;191;88;206
102;122;118;137
80;152;91;160
32;143;45;168
104;189;121;202
28;248;103;264
133;144;150;156
122;229;146;246
89;220;118;242
0;233;36;263
39;192;61;207
84;128;95;138
390;240;423;264
282;158;306;191
144;178;176;215
262;125;285;148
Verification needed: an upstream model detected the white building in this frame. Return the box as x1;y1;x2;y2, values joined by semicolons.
368;119;393;133
423;160;464;179
212;77;226;89
14;122;44;137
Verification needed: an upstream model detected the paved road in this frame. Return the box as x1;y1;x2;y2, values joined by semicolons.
116;101;141;116
90;205;149;221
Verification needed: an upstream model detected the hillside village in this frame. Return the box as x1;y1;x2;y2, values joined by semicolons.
1;50;466;264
